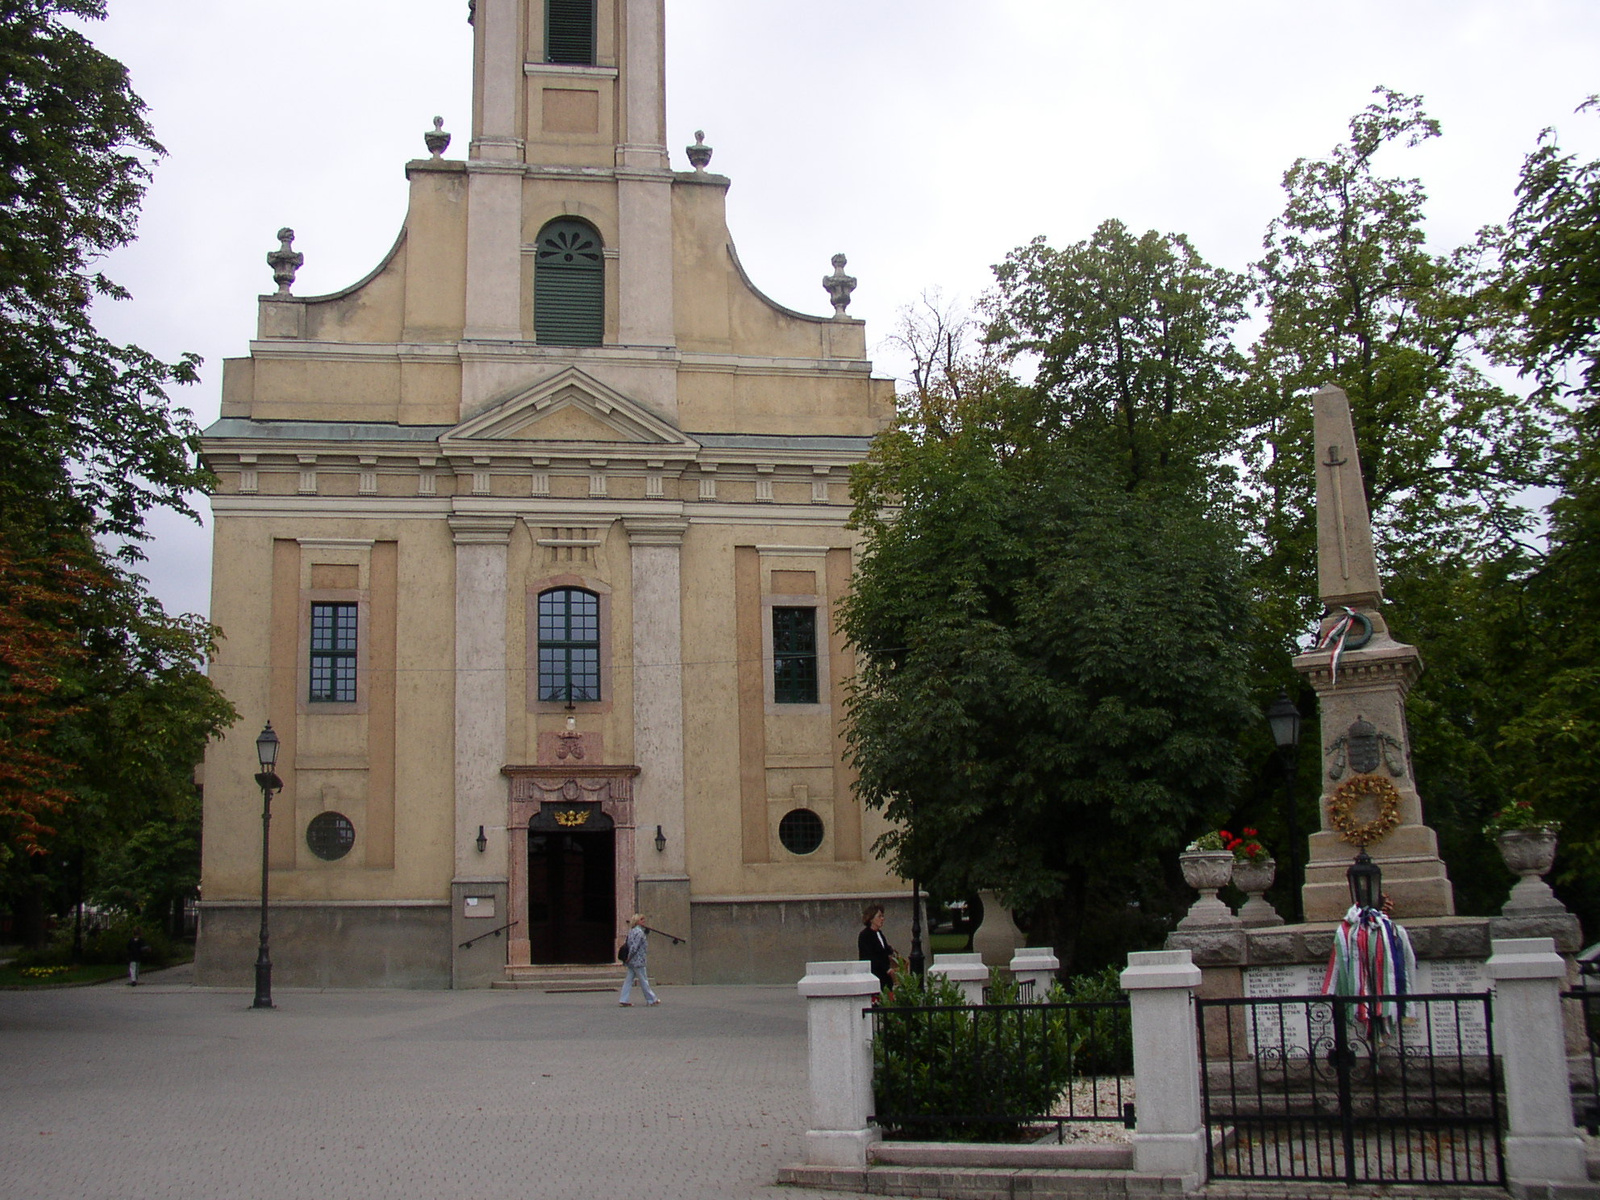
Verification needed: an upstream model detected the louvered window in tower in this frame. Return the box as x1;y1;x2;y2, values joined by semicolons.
546;0;596;65
535;219;604;346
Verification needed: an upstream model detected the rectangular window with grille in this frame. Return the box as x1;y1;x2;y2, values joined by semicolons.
773;606;819;704
546;0;595;65
309;602;358;703
538;589;601;702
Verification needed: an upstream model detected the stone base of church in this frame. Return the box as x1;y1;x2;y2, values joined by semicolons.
636;875;692;985
195;900;451;989
196;892;919;989
687;893;918;985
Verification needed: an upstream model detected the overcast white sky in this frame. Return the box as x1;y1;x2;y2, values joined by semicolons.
83;0;1600;622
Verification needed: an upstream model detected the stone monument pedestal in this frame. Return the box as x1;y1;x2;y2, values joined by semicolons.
1301;823;1456;923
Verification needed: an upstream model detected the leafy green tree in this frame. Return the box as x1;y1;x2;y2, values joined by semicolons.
0;1;235;940
0;0;208;545
988;219;1249;491
842;390;1256;968
1494;99;1600;920
1244;88;1554;658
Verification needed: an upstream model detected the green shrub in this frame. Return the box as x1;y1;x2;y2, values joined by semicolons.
14;917;177;969
872;966;1081;1141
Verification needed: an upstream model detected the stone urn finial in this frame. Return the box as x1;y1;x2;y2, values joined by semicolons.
1496;828;1566;916
686;129;713;172
425;116;451;159
1177;849;1241;929
822;253;856;319
267;228;303;296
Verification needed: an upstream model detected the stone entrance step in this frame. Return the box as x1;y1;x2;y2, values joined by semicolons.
493;963;626;992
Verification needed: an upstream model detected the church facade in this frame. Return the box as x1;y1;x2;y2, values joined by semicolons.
194;0;903;988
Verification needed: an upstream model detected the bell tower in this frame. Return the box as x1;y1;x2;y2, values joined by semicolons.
463;0;673;360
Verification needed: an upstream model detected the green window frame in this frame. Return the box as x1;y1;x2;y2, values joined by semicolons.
546;0;596;66
538;588;601;703
773;606;818;704
309;602;358;703
534;218;604;346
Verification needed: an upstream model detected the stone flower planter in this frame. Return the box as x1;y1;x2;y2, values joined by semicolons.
1178;850;1239;929
1233;857;1284;927
1497;827;1564;915
1497;828;1558;876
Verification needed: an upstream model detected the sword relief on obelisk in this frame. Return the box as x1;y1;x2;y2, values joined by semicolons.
1323;443;1350;581
1312;385;1383;610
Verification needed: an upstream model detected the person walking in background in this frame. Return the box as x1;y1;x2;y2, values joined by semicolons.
618;913;660;1007
857;903;895;1000
126;930;148;987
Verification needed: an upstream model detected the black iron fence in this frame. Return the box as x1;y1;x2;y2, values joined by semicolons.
1197;992;1504;1187
869;999;1133;1142
1563;958;1600;1134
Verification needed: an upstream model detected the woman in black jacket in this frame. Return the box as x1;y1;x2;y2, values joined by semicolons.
857;903;895;998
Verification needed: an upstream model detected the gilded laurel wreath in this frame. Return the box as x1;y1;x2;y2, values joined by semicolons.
1327;774;1402;847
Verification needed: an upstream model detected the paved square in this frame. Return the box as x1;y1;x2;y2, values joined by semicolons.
0;967;867;1200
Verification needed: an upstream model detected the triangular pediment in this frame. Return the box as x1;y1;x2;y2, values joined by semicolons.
442;368;696;451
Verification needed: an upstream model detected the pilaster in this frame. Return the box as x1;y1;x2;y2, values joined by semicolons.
625;516;688;907
470;0;524;161
450;513;516;892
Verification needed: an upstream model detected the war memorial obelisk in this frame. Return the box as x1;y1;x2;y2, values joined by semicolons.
1291;384;1455;921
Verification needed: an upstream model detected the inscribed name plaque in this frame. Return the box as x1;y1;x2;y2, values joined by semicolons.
1242;959;1489;1057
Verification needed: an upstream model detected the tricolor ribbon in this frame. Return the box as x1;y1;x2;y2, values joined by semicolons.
1316;606;1363;685
1322;904;1416;1036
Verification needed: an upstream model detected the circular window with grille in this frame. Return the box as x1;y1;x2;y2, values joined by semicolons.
778;808;825;856
306;811;356;861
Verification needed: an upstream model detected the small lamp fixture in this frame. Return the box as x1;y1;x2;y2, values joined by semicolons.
654;825;666;853
476;825;487;854
1266;688;1301;754
1347;849;1382;910
256;722;280;773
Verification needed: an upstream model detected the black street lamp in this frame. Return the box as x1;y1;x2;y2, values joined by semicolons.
1266;688;1303;923
908;877;925;978
253;722;283;1010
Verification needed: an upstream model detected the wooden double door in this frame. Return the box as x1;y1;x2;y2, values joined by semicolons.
526;828;615;964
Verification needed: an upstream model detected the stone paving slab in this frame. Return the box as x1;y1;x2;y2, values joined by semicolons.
0;966;869;1200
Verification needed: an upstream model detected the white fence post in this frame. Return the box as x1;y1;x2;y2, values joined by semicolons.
1121;948;1205;1185
931;951;989;1004
797;960;882;1167
1486;936;1589;1190
1009;946;1060;999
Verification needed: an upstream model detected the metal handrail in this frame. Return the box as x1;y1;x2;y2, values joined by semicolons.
458;919;520;950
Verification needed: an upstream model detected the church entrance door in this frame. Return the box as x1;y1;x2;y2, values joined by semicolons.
527;828;615;964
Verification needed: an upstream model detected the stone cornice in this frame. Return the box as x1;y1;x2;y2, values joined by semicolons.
1292;642;1424;694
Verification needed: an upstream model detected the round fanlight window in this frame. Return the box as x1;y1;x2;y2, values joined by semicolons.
778;808;825;856
306;811;356;861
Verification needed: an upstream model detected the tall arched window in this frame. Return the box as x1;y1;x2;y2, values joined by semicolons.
546;0;596;65
534;218;604;346
538;588;601;702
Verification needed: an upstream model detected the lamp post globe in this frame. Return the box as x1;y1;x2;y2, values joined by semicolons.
1266;689;1301;754
252;721;283;1010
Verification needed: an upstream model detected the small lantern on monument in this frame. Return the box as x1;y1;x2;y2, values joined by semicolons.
1347;849;1382;910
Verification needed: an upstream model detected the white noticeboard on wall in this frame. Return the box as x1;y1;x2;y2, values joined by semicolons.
1240;959;1489;1056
